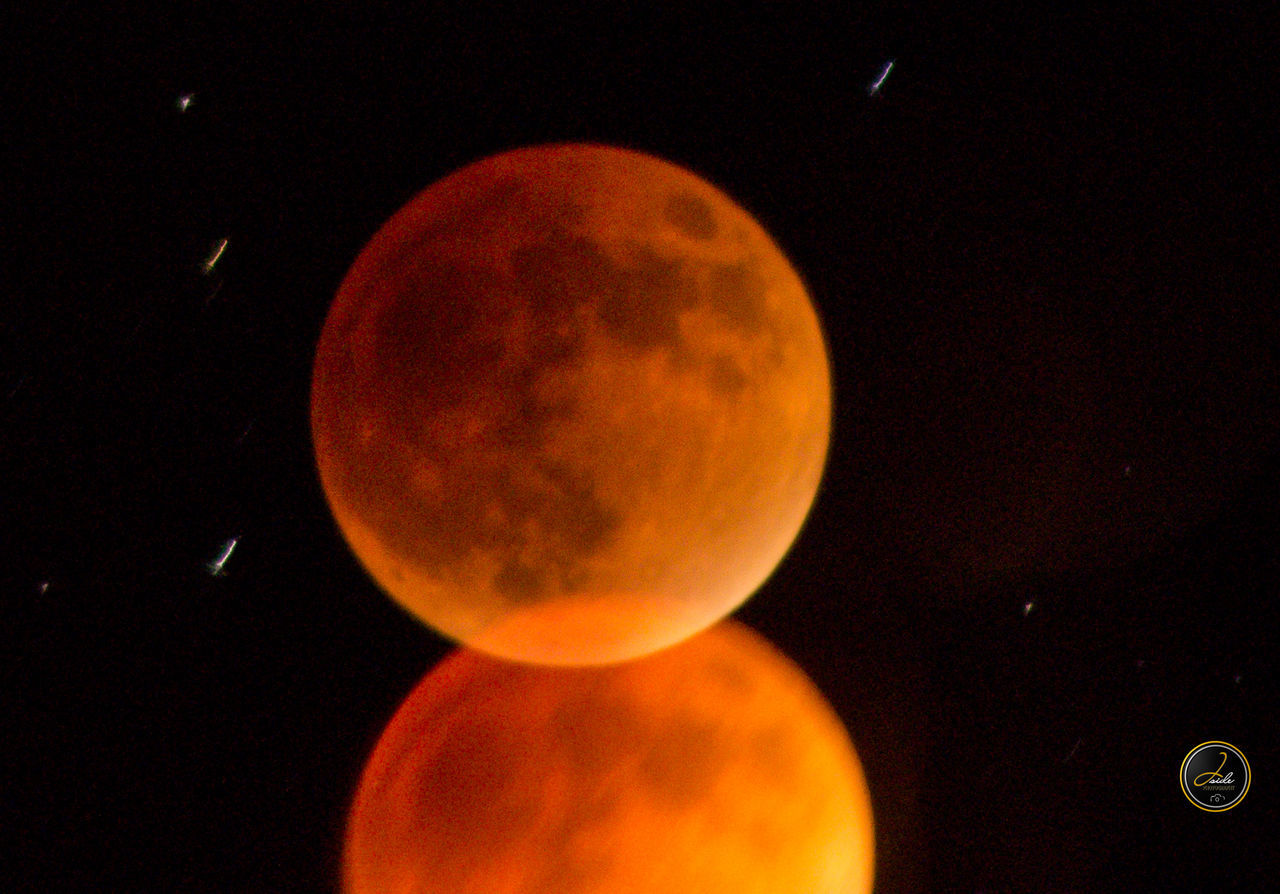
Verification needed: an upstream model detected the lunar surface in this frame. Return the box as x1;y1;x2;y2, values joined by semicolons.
312;144;831;664
342;621;875;894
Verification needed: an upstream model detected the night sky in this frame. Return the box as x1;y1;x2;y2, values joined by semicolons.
7;6;1277;892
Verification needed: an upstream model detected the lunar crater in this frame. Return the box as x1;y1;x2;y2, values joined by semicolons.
664;190;718;240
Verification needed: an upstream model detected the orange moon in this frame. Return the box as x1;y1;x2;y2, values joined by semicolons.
311;144;831;665
342;621;875;894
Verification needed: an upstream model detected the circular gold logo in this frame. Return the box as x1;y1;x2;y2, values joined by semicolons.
1180;741;1251;812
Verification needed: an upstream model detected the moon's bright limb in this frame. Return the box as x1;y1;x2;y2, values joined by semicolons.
343;621;875;894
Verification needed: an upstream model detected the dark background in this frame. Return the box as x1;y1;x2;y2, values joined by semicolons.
6;4;1276;891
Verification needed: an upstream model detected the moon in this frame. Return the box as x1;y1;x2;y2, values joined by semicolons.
312;144;831;665
342;621;875;894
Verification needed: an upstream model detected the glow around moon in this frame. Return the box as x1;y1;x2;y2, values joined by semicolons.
343;621;875;894
312;144;831;664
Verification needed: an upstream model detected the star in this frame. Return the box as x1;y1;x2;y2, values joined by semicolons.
207;537;239;577
867;59;895;96
202;238;229;275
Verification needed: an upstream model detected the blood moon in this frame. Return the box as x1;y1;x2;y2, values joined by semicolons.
342;621;875;894
312;144;831;665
